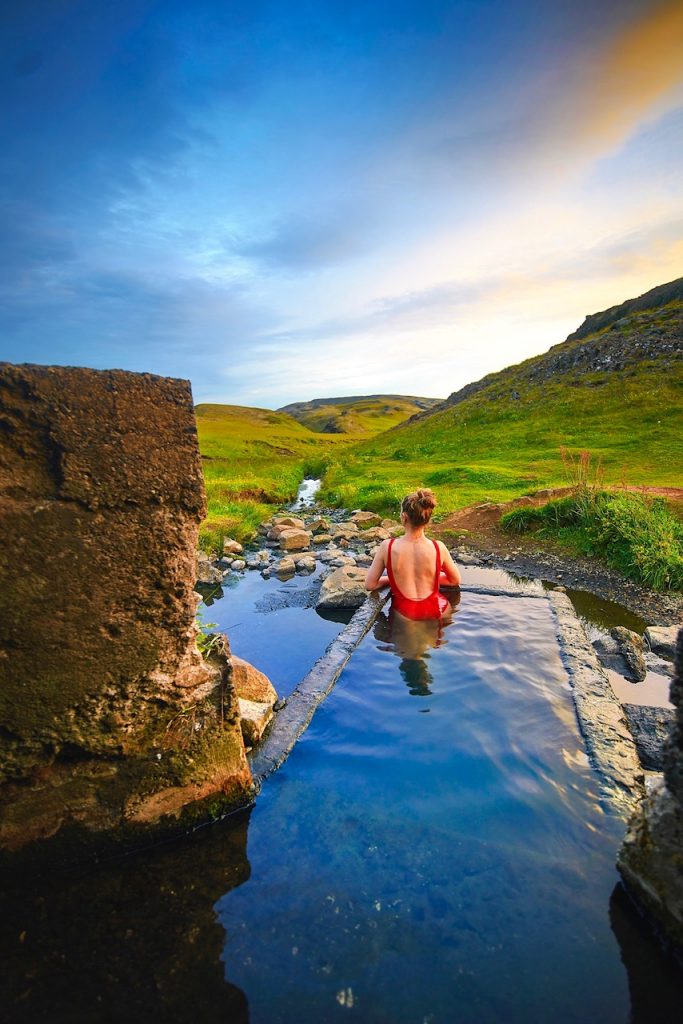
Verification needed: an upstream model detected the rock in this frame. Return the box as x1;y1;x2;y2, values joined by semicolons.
622;704;675;771
330;555;357;567
350;511;382;528
295;556;316;573
272;515;305;530
645;626;679;660
358;527;390;543
313;534;332;545
274;556;296;574
618;627;683;952
328;523;359;539
307;516;331;534
278;529;311;551
355;553;373;566
261;568;271;579
238;698;274;746
593;630;647;682
196;551;222;584
231;656;277;705
267;523;293;540
317;565;368;609
0;363;252;851
381;519;401;529
644;651;675;678
223;538;243;555
454;549;481;566
610;627;647;682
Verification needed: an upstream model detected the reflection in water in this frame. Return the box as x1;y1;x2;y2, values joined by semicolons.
0;814;252;1023
609;883;683;1022
374;590;461;696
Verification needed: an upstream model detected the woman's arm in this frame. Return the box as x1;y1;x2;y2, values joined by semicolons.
438;541;461;587
365;540;390;591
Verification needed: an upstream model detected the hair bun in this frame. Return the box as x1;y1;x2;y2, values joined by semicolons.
416;488;436;509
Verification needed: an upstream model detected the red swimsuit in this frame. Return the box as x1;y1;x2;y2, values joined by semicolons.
385;537;451;620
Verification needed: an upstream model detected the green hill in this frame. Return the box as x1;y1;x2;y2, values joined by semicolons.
278;394;442;435
195;403;349;550
318;278;683;516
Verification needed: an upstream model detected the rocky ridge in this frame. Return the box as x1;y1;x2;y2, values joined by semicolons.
400;276;683;427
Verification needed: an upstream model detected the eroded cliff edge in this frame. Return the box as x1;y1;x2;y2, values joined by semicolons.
0;363;252;854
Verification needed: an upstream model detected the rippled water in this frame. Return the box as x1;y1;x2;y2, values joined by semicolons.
213;590;681;1023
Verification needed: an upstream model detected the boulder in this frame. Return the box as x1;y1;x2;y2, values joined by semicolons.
272;515;305;530
381;519;401;530
274;556;296;575
231;656;277;705
645;626;679;661
328;523;359;540
622;704;675;771
231;559;246;572
350;511;382;528
307;516;331;534
278;529;311;551
296;555;316;573
313;534;333;545
317;565;368;609
223;538;243;555
358;527;390;543
610;627;647;681
196;550;222;584
238;698;274;746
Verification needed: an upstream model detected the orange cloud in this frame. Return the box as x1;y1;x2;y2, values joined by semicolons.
570;0;683;151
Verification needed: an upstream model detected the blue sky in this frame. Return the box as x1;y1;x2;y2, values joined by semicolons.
1;0;682;406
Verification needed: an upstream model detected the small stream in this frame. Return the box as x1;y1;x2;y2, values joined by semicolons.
2;493;681;1021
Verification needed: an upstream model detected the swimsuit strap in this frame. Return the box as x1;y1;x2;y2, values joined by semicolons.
431;539;441;594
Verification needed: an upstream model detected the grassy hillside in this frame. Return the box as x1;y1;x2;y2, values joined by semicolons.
196;404;349;550
318;290;683;518
279;394;441;436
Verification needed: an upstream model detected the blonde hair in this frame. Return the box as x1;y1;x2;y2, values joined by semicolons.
401;488;437;527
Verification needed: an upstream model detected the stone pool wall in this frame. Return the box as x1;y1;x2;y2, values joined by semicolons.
0;363;252;853
618;627;683;955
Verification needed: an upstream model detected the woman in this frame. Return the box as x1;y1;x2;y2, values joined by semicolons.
365;488;461;619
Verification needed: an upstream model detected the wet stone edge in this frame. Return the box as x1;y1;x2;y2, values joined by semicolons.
547;589;645;817
249;592;390;784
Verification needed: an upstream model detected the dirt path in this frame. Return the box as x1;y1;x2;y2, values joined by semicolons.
433;487;683;626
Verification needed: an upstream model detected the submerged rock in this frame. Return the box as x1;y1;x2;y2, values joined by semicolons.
317;565;368;609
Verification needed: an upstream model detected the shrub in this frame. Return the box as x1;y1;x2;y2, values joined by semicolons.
502;489;683;591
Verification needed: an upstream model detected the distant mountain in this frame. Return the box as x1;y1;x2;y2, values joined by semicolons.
278;394;442;435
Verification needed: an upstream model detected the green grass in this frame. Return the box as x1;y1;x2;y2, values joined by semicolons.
501;490;683;591
318;362;683;518
196;404;350;552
